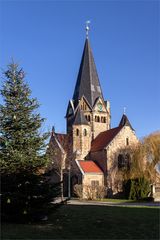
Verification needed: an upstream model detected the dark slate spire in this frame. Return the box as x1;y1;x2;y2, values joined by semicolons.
119;114;134;130
72;39;104;108
73;107;89;125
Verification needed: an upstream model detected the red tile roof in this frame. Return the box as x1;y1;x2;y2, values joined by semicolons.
78;160;103;173
91;126;122;152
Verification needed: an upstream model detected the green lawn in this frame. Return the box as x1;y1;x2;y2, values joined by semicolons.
1;205;160;239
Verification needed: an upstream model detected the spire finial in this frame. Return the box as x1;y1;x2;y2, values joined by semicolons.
52;126;55;133
85;20;91;38
123;107;126;115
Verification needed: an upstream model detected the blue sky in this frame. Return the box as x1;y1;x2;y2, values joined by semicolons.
0;0;159;138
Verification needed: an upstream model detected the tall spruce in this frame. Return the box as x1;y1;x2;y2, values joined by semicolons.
0;63;49;174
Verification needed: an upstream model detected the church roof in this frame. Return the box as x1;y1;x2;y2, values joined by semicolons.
50;132;72;154
77;160;103;174
55;133;70;152
91;126;122;152
119;114;134;130
72;38;104;108
73;107;89;125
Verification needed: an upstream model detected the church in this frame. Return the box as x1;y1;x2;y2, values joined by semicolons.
48;25;138;198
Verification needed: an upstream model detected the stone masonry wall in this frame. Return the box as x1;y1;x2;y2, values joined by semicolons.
106;126;139;192
83;173;104;198
83;174;104;186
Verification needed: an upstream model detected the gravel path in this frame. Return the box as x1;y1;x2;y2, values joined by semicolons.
67;199;160;207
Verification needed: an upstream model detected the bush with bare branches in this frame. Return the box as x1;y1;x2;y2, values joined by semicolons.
74;184;83;199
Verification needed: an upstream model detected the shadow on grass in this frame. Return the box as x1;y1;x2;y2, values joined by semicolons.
1;204;160;239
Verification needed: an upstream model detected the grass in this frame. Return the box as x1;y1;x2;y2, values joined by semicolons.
1;204;160;239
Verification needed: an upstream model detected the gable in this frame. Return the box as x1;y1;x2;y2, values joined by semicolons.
107;125;138;150
79;96;92;111
93;97;107;112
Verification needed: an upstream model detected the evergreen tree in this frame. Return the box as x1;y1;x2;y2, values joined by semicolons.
0;63;48;173
0;62;61;222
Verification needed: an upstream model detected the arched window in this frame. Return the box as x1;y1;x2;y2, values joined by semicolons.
118;154;125;169
95;115;100;122
76;129;79;136
101;117;104;123
83;129;87;136
88;115;90;122
104;117;106;123
118;154;130;169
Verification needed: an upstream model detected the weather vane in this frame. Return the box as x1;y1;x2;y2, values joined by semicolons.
86;20;91;38
123;107;126;115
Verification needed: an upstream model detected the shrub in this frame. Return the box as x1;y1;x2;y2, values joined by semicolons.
123;177;150;200
74;184;105;200
95;186;106;200
74;184;83;199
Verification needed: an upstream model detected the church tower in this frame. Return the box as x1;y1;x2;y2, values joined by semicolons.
66;24;111;159
72;107;91;160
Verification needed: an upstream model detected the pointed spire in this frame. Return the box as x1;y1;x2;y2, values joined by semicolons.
72;38;104;108
119;114;134;130
73;107;89;125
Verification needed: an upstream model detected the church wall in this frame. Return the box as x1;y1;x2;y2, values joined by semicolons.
82;173;104;199
106;126;139;193
83;174;104;186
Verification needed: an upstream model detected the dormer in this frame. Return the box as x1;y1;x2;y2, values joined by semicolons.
66;100;74;118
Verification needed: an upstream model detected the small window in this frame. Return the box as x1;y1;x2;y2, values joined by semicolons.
104;117;106;123
91;180;99;190
76;129;79;136
88;115;90;122
95;116;100;122
101;117;104;123
83;129;87;136
126;138;129;146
